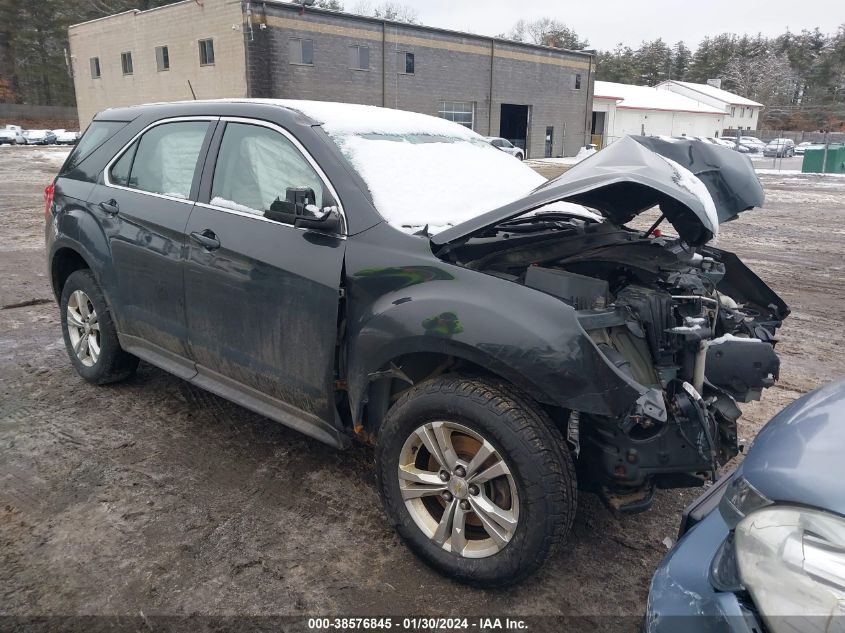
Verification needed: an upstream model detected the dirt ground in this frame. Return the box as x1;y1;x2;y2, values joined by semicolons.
2;145;844;624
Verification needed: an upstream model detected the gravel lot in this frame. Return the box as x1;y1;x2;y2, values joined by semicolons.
2;145;844;625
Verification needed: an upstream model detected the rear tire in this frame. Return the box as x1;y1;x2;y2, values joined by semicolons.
60;269;139;384
375;374;576;586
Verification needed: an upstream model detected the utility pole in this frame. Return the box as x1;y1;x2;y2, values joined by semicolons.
821;131;829;175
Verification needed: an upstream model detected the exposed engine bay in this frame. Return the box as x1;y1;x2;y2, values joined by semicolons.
432;137;789;512
442;217;788;511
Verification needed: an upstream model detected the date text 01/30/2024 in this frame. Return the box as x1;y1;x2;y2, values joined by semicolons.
307;618;529;630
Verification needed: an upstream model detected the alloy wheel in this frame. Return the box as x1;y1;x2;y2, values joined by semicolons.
398;421;519;558
66;289;100;367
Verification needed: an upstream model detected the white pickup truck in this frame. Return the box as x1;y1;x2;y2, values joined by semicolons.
0;125;25;145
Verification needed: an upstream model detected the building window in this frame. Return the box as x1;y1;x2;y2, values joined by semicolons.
398;51;414;74
290;38;314;65
573;73;582;90
731;106;736;116
155;46;170;72
90;57;101;79
199;39;215;66
747;126;751;130
348;45;369;70
545;126;554;158
437;101;474;129
121;51;133;75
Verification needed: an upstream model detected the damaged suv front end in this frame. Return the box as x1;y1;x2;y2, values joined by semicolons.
430;136;788;511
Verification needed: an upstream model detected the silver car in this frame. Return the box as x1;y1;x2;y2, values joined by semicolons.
483;136;524;160
763;138;795;158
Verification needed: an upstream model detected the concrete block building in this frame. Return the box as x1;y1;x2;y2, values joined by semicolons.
68;0;596;158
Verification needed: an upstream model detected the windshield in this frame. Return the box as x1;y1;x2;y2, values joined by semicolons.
326;130;547;234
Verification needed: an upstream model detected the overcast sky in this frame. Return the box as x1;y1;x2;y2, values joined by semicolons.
410;0;843;49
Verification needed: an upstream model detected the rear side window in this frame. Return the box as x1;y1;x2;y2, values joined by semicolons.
60;121;127;176
108;121;208;199
210;122;325;223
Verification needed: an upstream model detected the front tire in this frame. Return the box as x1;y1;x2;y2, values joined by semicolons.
375;375;576;586
60;269;139;384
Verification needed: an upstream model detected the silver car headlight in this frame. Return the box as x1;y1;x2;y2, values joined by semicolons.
735;506;845;632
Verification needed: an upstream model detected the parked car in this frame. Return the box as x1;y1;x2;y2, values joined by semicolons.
646;378;845;633
53;129;80;145
707;138;736;148
0;125;26;145
763;138;796;158
22;129;57;145
483;136;524;160
795;141;823;155
737;139;765;154
45;101;788;586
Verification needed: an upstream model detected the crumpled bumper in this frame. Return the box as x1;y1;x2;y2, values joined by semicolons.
644;482;764;633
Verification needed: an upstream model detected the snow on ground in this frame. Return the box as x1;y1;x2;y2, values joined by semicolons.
27;148;71;167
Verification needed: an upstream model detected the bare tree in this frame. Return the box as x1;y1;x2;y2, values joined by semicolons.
724;54;795;105
314;0;344;10
504;17;587;50
351;0;419;24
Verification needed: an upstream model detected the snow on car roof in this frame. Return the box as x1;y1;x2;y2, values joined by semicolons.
175;98;480;139
594;82;724;114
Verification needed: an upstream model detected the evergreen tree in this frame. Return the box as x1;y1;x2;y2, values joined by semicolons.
670;41;691;80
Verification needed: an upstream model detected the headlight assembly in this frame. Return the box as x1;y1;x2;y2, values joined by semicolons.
735;506;845;632
719;475;773;528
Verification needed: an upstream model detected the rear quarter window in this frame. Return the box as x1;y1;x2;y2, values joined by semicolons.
60;121;128;176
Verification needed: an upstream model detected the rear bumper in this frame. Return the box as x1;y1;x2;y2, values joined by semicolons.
644;473;765;633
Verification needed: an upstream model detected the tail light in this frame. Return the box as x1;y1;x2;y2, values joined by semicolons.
44;183;55;220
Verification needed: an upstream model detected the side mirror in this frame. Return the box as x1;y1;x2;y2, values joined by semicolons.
295;204;343;233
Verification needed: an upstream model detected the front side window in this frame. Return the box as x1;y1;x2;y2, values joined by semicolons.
109;121;208;199
437;101;474;129
398;51;414;74
199;39;214;66
210;122;326;225
90;57;101;79
155;45;170;71
348;45;369;70
290;38;314;65
121;51;133;75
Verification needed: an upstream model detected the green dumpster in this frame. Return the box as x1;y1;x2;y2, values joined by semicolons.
802;144;845;174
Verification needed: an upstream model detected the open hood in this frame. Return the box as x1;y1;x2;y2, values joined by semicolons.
431;135;765;248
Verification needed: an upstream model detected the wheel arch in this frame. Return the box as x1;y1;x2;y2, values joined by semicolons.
350;345;570;444
50;246;93;302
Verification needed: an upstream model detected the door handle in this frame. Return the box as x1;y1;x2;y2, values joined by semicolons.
99;199;119;215
190;229;221;250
